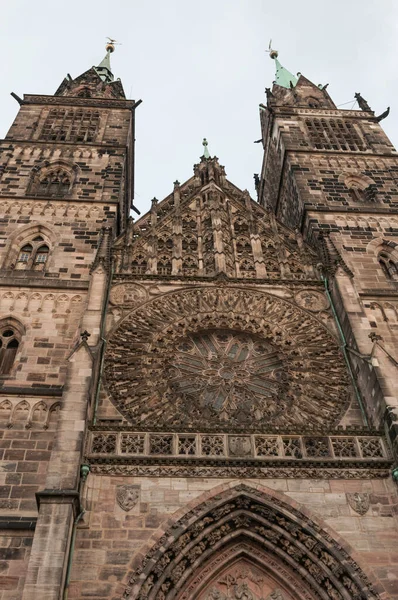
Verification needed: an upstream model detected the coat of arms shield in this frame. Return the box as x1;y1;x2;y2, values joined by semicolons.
116;484;140;512
346;492;370;515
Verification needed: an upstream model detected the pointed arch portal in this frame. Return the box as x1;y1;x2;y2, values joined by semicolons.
126;485;381;600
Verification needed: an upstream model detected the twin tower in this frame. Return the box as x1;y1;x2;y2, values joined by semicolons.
0;43;397;600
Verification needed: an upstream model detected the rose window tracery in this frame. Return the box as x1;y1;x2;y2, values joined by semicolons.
104;287;350;430
168;331;286;422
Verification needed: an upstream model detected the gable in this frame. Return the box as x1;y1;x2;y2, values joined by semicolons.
113;157;318;281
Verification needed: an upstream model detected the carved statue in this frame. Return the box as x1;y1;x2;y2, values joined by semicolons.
354;92;372;112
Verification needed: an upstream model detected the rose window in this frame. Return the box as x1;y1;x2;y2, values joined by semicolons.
166;330;288;424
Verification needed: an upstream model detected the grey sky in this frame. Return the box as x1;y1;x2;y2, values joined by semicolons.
1;0;397;215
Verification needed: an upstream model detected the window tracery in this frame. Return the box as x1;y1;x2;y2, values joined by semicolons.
131;253;147;275
305;118;367;151
15;236;50;271
40;108;100;143
104;288;349;430
378;251;398;281
166;330;285;423
0;322;23;376
28;164;73;197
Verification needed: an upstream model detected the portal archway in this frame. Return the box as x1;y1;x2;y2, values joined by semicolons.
126;484;381;600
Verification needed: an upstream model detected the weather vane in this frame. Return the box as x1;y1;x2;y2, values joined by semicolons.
266;39;278;60
106;37;122;53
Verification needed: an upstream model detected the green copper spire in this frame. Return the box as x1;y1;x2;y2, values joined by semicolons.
94;40;116;83
202;138;210;159
268;45;298;89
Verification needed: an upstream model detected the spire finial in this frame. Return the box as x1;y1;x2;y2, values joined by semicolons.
202;138;210;159
95;38;121;83
266;41;298;90
267;39;278;60
106;37;120;53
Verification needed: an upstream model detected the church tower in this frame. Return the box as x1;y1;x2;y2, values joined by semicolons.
258;47;398;452
0;43;140;598
0;44;397;600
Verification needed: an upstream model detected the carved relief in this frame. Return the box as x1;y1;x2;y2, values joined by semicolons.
126;486;381;600
229;436;252;457
294;290;329;312
112;164;318;281
109;283;147;306
116;484;140;512
104;287;350;430
346;493;370;515
200;562;290;599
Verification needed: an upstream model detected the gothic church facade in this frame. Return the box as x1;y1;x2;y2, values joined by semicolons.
0;43;397;600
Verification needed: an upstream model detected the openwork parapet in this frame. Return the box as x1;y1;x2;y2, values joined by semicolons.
87;431;391;478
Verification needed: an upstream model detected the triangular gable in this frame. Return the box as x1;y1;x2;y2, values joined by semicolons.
113;157;318;281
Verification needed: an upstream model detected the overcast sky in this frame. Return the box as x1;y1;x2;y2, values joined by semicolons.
1;0;397;215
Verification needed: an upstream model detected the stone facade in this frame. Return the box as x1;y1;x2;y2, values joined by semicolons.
0;47;398;600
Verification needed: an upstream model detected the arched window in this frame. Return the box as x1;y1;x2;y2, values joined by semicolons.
33;245;49;270
344;174;377;203
14;237;50;271
0;326;20;375
379;251;398;281
36;169;71;197
16;244;33;268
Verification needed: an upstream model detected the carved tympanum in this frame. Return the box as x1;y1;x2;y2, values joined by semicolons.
200;562;289;599
104;287;349;429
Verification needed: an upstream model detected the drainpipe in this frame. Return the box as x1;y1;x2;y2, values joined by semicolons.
92;265;114;425
63;464;90;600
320;271;369;427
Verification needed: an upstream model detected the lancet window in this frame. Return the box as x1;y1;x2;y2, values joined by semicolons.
379;251;398;281
34;169;71;197
0;322;23;376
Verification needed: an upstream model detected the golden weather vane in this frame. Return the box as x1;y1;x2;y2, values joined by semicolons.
105;37;122;53
266;39;278;60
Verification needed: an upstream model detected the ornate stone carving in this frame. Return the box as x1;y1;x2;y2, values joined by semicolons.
91;433;116;454
109;283;147;306
229;436;252;457
346;493;370;515
126;486;381;600
116;484;140;512
358;437;384;458
104;287;350;430
295;290;329;312
89;463;390;479
169;331;285;423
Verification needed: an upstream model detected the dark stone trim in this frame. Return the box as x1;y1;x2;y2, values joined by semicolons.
304;206;398;215
36;489;82;518
23;94;136;110
0;385;63;396
0;275;89;290
86;454;392;471
359;290;398;297
89;423;383;435
89;463;391;479
111;274;323;286
0;516;37;530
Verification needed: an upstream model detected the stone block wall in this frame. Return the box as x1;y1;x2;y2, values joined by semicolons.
66;475;398;599
0;202;116;280
0;527;34;600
